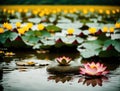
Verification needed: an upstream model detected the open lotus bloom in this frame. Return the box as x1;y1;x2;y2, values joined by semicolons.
56;56;71;65
80;62;109;76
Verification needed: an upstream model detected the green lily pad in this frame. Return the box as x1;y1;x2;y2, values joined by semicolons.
0;31;18;44
46;25;61;32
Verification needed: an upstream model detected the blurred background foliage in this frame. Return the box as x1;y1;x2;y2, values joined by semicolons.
1;0;120;5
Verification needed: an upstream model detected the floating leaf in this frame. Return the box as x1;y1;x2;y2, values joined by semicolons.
46;25;61;32
77;40;102;58
112;40;120;52
33;43;42;49
0;31;18;44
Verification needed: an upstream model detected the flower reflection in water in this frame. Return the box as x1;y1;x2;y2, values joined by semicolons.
48;75;73;83
78;76;108;87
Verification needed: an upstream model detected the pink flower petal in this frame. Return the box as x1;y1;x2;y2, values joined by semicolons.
80;68;86;73
91;62;95;66
102;71;109;75
87;65;97;73
96;62;100;67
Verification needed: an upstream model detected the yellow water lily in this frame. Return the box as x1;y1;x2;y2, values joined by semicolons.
6;24;12;30
83;9;88;14
3;22;9;29
63;10;68;14
23;9;28;13
32;10;38;15
11;9;15;14
88;27;96;34
116;9;120;13
109;27;114;33
99;9;103;14
105;10;110;15
102;26;108;32
0;28;4;33
18;28;25;35
3;8;7;12
39;12;44;17
16;22;21;28
89;8;94;13
115;22;120;28
18;9;23;13
22;26;29;32
112;10;116;14
27;23;33;29
37;24;45;30
67;28;75;35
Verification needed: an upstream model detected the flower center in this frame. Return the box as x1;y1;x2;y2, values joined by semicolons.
90;65;96;69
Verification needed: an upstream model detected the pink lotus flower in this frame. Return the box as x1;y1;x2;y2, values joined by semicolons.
56;56;71;66
80;62;109;76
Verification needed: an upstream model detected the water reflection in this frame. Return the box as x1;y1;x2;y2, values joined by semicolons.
0;68;3;91
48;75;73;83
14;50;80;61
78;76;108;87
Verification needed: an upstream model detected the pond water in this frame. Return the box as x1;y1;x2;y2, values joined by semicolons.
0;50;120;91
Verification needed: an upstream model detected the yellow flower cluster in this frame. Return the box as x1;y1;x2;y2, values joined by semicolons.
17;23;33;35
102;26;114;33
3;22;12;30
16;22;33;35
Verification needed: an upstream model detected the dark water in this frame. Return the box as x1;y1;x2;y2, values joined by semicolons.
0;50;120;91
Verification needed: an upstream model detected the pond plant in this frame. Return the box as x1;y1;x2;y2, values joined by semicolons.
79;62;109;76
56;56;72;66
